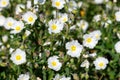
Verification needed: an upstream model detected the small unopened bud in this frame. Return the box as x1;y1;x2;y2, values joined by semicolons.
73;73;79;80
85;73;89;80
25;30;31;37
37;77;42;80
2;35;8;43
113;0;117;3
39;53;42;58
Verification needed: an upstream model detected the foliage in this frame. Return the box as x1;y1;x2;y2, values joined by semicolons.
0;0;120;80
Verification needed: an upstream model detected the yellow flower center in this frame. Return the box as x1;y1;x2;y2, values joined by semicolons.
51;61;57;67
98;62;104;67
15;26;21;31
63;18;67;22
81;23;85;29
51;24;57;30
86;38;92;43
16;55;22;61
71;45;76;52
28;16;34;22
7;22;12;27
2;1;7;6
80;10;85;17
55;1;61;7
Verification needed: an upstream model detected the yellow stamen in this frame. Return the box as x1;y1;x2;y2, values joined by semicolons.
7;22;12;27
28;16;34;22
71;45;76;52
15;26;21;31
16;55;22;60
99;62;104;67
81;23;85;29
2;1;7;6
52;61;57;67
63;18;67;22
55;1;60;7
86;38;92;43
51;24;57;30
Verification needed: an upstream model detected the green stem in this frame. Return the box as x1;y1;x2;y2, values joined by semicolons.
99;74;104;80
42;69;46;80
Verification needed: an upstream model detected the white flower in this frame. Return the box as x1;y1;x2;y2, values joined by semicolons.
115;41;120;53
15;4;25;15
90;30;102;40
38;0;46;5
83;34;98;49
34;0;46;7
55;41;61;46
115;11;120;21
25;30;31;37
17;73;30;80
2;35;8;43
22;11;37;25
58;13;68;23
48;19;64;34
0;45;5;51
4;17;16;30
10;49;26;65
93;14;101;22
37;77;42;80
94;0;103;4
77;1;83;8
94;0;109;4
10;21;24;34
83;54;89;58
106;2;112;9
34;0;38;4
117;33;120;39
48;56;62;71
43;42;51;46
0;41;3;46
0;15;6;26
52;10;57;18
26;1;32;9
89;52;97;57
10;35;14;38
77;20;89;32
93;57;109;70
67;0;77;12
53;74;71;80
52;0;65;9
113;0;117;3
33;5;39;13
70;25;76;30
80;59;90;68
60;77;71;80
9;48;14;54
39;53;42;58
102;19;112;28
0;0;9;8
53;74;61;80
66;40;83;58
